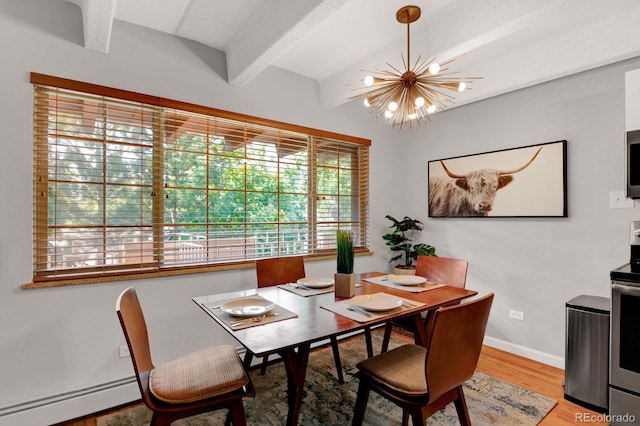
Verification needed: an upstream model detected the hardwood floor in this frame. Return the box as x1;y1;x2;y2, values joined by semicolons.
476;345;607;426
58;332;607;425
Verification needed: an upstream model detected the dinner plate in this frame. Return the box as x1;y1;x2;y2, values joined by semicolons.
297;277;334;288
387;274;427;286
351;293;403;312
221;298;276;318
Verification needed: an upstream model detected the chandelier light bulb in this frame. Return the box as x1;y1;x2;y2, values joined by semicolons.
364;76;374;86
428;63;440;75
384;110;393;118
388;101;398;112
415;96;425;108
364;98;371;107
408;112;417;120
427;104;436;114
458;82;466;92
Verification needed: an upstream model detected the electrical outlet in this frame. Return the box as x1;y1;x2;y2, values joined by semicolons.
509;309;525;321
610;190;635;209
119;345;130;358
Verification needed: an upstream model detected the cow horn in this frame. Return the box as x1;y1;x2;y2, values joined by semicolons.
499;147;543;176
440;160;466;179
440;146;543;178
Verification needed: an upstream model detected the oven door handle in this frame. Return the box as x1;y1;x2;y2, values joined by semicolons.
613;283;640;295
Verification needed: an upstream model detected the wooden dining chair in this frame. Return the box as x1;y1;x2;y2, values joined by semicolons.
116;287;255;426
247;256;346;384
352;293;494;426
380;255;469;353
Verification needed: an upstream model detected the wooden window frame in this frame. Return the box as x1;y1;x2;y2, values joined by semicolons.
26;73;371;288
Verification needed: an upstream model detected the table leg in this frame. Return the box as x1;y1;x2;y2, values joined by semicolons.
412;308;441;349
411;313;428;347
278;343;311;426
364;326;373;357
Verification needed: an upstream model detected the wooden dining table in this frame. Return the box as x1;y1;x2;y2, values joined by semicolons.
192;271;477;426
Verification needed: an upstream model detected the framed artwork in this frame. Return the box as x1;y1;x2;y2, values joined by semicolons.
428;140;567;218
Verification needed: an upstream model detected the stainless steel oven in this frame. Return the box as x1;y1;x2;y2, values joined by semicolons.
610;263;640;424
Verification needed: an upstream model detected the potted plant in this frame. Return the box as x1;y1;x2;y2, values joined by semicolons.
335;229;355;297
382;215;436;275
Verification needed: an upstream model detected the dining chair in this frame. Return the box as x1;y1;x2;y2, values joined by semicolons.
351;293;494;426
248;256;347;384
380;255;469;353
116;287;255;426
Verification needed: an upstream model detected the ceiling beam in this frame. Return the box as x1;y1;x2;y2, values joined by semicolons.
67;0;116;54
225;0;348;87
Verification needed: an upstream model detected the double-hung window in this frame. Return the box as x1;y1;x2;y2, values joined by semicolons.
31;73;370;285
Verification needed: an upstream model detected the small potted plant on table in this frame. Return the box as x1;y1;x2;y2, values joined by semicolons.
382;215;436;275
335;229;355;297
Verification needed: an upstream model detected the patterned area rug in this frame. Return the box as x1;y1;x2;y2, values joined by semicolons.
98;332;556;425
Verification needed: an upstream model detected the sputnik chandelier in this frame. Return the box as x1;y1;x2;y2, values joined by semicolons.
350;5;480;129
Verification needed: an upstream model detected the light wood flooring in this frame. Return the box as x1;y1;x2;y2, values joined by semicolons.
58;331;607;425
476;345;606;425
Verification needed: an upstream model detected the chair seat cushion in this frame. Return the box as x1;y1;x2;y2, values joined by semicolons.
356;344;427;396
149;344;249;404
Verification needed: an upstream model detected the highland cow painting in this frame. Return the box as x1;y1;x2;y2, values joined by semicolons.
428;140;567;218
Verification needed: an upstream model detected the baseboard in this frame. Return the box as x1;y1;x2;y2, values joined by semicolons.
484;336;564;369
0;377;140;426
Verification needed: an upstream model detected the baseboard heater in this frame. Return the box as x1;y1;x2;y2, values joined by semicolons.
0;376;139;425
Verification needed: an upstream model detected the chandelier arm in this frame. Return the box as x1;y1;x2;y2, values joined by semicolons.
385;61;405;76
413;87;437;106
437;54;465;67
363;85;405;112
418;87;457;107
355;82;404;98
413;56;437;76
358;67;405;80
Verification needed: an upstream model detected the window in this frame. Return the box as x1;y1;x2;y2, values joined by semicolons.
31;73;370;284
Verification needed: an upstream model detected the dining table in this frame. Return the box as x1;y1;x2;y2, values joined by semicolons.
192;271;478;426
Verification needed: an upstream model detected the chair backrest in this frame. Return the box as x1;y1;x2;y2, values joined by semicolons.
424;293;494;400
415;256;468;289
116;287;154;394
255;256;306;287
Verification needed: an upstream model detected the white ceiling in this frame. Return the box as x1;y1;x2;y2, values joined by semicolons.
67;0;640;111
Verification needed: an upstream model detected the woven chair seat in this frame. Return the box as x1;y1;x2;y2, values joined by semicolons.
150;345;249;404
357;344;427;396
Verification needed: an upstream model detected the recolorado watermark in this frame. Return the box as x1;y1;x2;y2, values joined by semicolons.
576;412;636;423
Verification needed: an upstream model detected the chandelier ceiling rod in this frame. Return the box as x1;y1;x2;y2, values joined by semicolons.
399;5;418;76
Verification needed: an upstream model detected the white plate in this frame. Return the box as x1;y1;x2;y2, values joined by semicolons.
297;277;334;288
221;298;275;318
387;274;427;286
351;293;403;312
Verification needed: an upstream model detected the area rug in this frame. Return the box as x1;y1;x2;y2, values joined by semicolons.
98;332;556;425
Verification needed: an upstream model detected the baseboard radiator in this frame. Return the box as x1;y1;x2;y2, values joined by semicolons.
0;376;140;426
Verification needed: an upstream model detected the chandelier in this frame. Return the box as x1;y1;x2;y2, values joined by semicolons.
350;5;480;129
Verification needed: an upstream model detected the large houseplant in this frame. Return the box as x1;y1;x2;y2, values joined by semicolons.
335;230;355;297
382;215;436;274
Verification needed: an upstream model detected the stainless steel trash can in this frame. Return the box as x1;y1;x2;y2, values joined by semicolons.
564;295;610;413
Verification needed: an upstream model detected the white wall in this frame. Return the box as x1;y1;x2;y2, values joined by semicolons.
402;57;640;363
1;0;639;424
